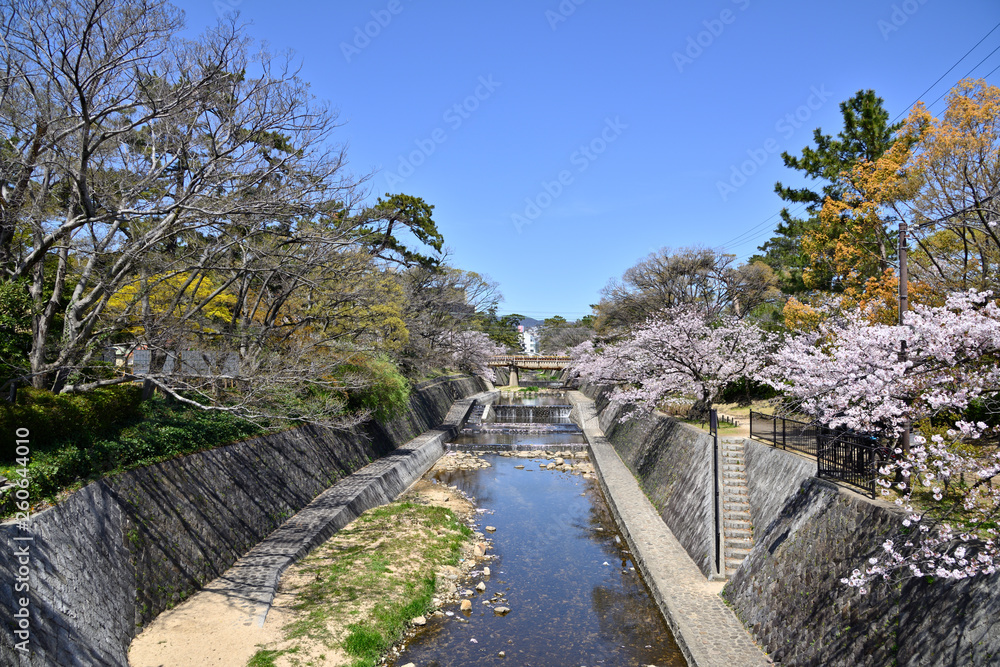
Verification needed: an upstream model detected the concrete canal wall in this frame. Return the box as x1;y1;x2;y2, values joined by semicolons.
0;375;486;667
583;384;718;577
578;383;1000;667
568;389;771;667
725;475;1000;667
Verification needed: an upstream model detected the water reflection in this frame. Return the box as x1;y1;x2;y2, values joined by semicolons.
390;449;685;667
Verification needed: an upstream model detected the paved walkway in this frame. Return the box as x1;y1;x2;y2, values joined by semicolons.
568;391;772;667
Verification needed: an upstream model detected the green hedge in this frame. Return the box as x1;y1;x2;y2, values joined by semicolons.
1;385;145;458
1;386;261;502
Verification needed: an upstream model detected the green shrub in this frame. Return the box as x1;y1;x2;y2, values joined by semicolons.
0;388;261;504
339;357;411;422
0;385;144;459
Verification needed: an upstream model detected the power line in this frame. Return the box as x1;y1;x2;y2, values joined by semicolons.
718;208;789;248
925;42;1000;112
892;19;1000;124
720;24;1000;263
719;202;812;251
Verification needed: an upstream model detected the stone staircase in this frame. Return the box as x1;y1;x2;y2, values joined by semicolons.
465;402;487;425
721;439;753;576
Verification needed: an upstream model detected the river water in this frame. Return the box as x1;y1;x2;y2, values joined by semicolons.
389;394;686;667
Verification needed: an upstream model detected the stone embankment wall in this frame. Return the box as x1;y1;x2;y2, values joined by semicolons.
724;476;1000;667
584;384;1000;666
493;367;510;386
0;375;485;667
741;438;814;539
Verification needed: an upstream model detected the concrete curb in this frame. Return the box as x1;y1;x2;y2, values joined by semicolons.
206;391;494;627
567;391;771;667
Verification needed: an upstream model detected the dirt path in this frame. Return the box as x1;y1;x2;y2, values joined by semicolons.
128;586;286;667
128;455;482;667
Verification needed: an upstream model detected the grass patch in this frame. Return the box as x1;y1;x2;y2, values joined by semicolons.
246;647;299;667
678;417;741;431
263;499;474;667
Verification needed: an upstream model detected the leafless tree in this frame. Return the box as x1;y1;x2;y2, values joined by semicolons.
595;247;780;332
0;0;434;426
395;258;503;377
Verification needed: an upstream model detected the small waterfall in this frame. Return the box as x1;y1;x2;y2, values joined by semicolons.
489;405;573;423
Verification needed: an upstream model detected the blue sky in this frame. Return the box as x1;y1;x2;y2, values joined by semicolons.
172;0;1000;320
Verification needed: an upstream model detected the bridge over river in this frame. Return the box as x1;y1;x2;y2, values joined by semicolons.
486;355;571;386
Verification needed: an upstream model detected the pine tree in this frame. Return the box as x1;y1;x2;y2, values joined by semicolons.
753;90;900;293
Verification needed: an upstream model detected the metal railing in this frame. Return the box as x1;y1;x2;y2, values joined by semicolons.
816;429;891;498
749;411;821;458
488;355;571;365
750;410;890;497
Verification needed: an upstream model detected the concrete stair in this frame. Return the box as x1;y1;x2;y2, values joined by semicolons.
721;439;753;576
465;403;487;425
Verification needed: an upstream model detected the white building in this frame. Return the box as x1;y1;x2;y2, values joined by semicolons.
518;326;540;355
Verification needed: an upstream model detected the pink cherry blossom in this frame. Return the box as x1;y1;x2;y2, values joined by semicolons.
571;305;773;416
442;330;505;382
767;290;1000;590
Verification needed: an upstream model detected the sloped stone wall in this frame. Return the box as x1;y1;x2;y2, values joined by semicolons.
581;385;1000;665
0;375;485;666
724;477;1000;667
741;437;815;539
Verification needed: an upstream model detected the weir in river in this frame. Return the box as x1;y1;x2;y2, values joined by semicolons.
389;392;686;667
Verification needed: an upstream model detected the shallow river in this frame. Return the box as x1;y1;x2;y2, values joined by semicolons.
389;397;686;667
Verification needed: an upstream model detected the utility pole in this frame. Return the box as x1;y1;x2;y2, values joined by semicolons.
898;222;910;456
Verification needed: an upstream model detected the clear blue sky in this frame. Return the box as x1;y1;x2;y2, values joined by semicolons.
172;0;1000;320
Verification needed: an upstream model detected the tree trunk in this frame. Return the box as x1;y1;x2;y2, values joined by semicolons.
687;398;711;423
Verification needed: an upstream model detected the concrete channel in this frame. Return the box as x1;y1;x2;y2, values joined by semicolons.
201;390;499;628
159;387;769;665
567;390;771;667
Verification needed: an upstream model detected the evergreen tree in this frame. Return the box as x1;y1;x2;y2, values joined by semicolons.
753;90;900;293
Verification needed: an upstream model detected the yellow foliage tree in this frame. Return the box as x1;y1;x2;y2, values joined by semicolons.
106;272;238;337
805;125;923;295
904;79;1000;293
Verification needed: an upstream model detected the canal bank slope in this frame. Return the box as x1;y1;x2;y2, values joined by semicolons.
0;375;488;667
573;384;1000;667
568;390;771;667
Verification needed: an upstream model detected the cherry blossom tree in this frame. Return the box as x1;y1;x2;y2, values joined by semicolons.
766;290;1000;591
441;330;504;382
765;290;1000;436
572;305;773;419
842;421;1000;594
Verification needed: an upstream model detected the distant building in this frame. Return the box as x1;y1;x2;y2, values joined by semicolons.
520;328;540;355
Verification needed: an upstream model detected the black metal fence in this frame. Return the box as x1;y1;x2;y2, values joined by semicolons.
751;410;891;497
749;411;821;457
816;429;891;498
